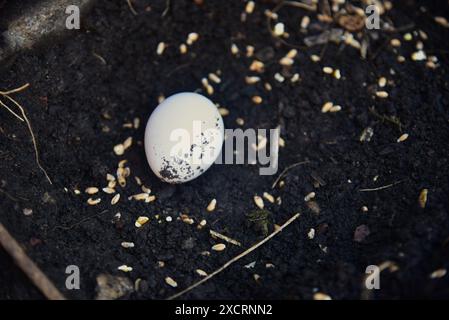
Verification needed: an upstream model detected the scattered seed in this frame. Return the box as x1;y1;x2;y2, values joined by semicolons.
279;57;294;66
263;192;275;203
245;1;255;14
411;50;427;61
246;45;255;57
304;192;316;202
430;268;447;279
273;22;285;36
208;73;221;84
321;102;333;113
314;292;332;300
290;73;300;83
434;16;449;28
196;269;208;277
133;117;140;129
74;189;81;195
252;96;263;104
419;188;428;208
266;263;275;268
121;242;135;248
307;228;315;239
156;42;166;55
310;54;320;62
207;198;217;212
300;16;310;29
186;32;199;45
397;133;409;143
135;216;149;228
165;276;178;287
249;60;264;73
361;206;369;212
145;195;156;203
253;274;261;281
329;105;342;112
245;76;260;84
390;38;401;47
236;117;245;126
111;193;120;205
231;43;239;55
274;73;285;83
397;55;406;63
254;195;264;209
212;243;226;251
218;107;229;116
378;77;387;87
179;43;187;54
85;187;99;195
113;144;125;156
376;91;389;98
323;66;333;74
181;214;194;224
117;265;132;272
87;197;101;205
403;33;412;41
201;78;214;95
23;208;33;216
333;69;341;79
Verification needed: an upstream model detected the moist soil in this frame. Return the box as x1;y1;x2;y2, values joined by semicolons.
1;0;449;299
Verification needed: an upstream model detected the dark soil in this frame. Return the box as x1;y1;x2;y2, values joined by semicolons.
1;0;449;299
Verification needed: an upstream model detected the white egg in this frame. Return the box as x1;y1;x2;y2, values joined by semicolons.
144;92;224;183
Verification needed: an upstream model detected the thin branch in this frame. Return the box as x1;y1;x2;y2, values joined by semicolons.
272;160;309;189
359;181;402;192
126;0;138;16
167;212;301;300
0;223;66;300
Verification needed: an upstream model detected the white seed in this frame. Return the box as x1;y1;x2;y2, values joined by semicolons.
249;60;264;72
23;208;33;216
179;43;187;54
245;1;255;14
310;54;320;62
218;108;229;116
376;91;389;98
307;228;315;239
117;265;133;272
245;76;260;84
111;193;120;205
291;73;300;83
304;192;316;202
165;276;178;287
300;16;310;29
245;45;255;57
263;192;275;203
397;55;406;63
321;102;333;113
74;189;81;195
390;38;401;47
314;292;332;300
286;49;298;59
133;117;140;129
121;242;135;248
329;105;342;112
397;133;409;143
186;32;199;45
411;50;427;61
196;269;208;277
199;219;207;227
156;42;166;55
87;198;101;205
252;96;263;104
141;185;151;194
279;137;285;147
231;43;239;55
279;57;294;66
236;117;245;126
264;82;272;91
361;206;369;212
254;195;264;209
212;243;226;251
323;66;333;74
333;69;341;79
145;195;156;203
273;22;285;36
430;268;447;279
123;137;133;150
207;199;217;212
106;173;115;181
208;73;221;84
435;16;449;28
85;187;99;195
378;77;387;88
264;9;278;20
403;33;412;41
166;216;172;222
274;73;285;83
135;216;149;228
113;144;124;156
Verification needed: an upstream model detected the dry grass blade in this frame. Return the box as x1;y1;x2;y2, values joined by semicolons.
272;161;309;189
0;84;52;184
167;212;301;300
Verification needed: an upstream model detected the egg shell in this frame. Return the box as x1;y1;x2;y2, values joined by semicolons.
144;92;224;183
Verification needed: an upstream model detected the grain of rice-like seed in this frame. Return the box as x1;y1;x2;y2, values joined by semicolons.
300;16;310;29
198;219;207;228
111;193;120;205
246;45;255;57
158;261;165;268
113;144;124;156
330;105;341;112
397;55;405;63
196;269;208;277
403;33;412;41
236;117;245;126
207;198;217;212
264;82;272;91
416;41;424;50
266;263;275;268
429;268;447;279
123;137;133;150
74;189;81;195
279;136;285;147
145;195;156;203
245;1;255;14
106;173;115;181
165;216;172;222
165;276;178;287
263;192;275;203
118;159;128;168
141;185;151;194
156;42;166;55
23;208;33;216
304;192;316;202
390;38;401;47
274;73;284;83
411;50;426;61
87;197;101;205
323;66;333;74
117;265;132;272
273;22;285;36
108;180;117;189
434;16;449;28
254;195;264;209
181;214;194;224
212;243;226;251
376;91;389;98
314;292;332;300
264;9;278;20
134;176;142;185
133;117;140;129
231;43;239;55
279;57;294;66
249;60;264;73
245;76;260;84
310;54;320;62
135;216;149;228
179;43;187;54
186;32;199;45
361;206;369;212
286;49;298;59
307;228;315;239
85;187;99;195
252;96;263;104
333;69;341;79
208;73;221;84
378;77;387;87
102;187;115;194
158;94;165;103
419;188;428;208
121;242;135;248
397;133;409;143
218;108;229;116
253;274;261;281
290;73;300;83
321;102;333;113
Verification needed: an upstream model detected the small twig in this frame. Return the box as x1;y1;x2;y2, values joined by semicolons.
0;99;24;121
167;212;301;300
0;84;53;185
359;181;402;192
272;160;309;189
0;223;66;300
0;188;29;201
210;230;241;247
126;0;138;15
162;0;171;17
53;210;108;231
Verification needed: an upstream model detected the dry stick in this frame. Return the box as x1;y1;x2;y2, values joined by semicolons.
0;223;66;300
359;181;403;192
0;84;52;184
167;212;301;300
126;0;138;15
0;99;24;121
271;160;309;189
